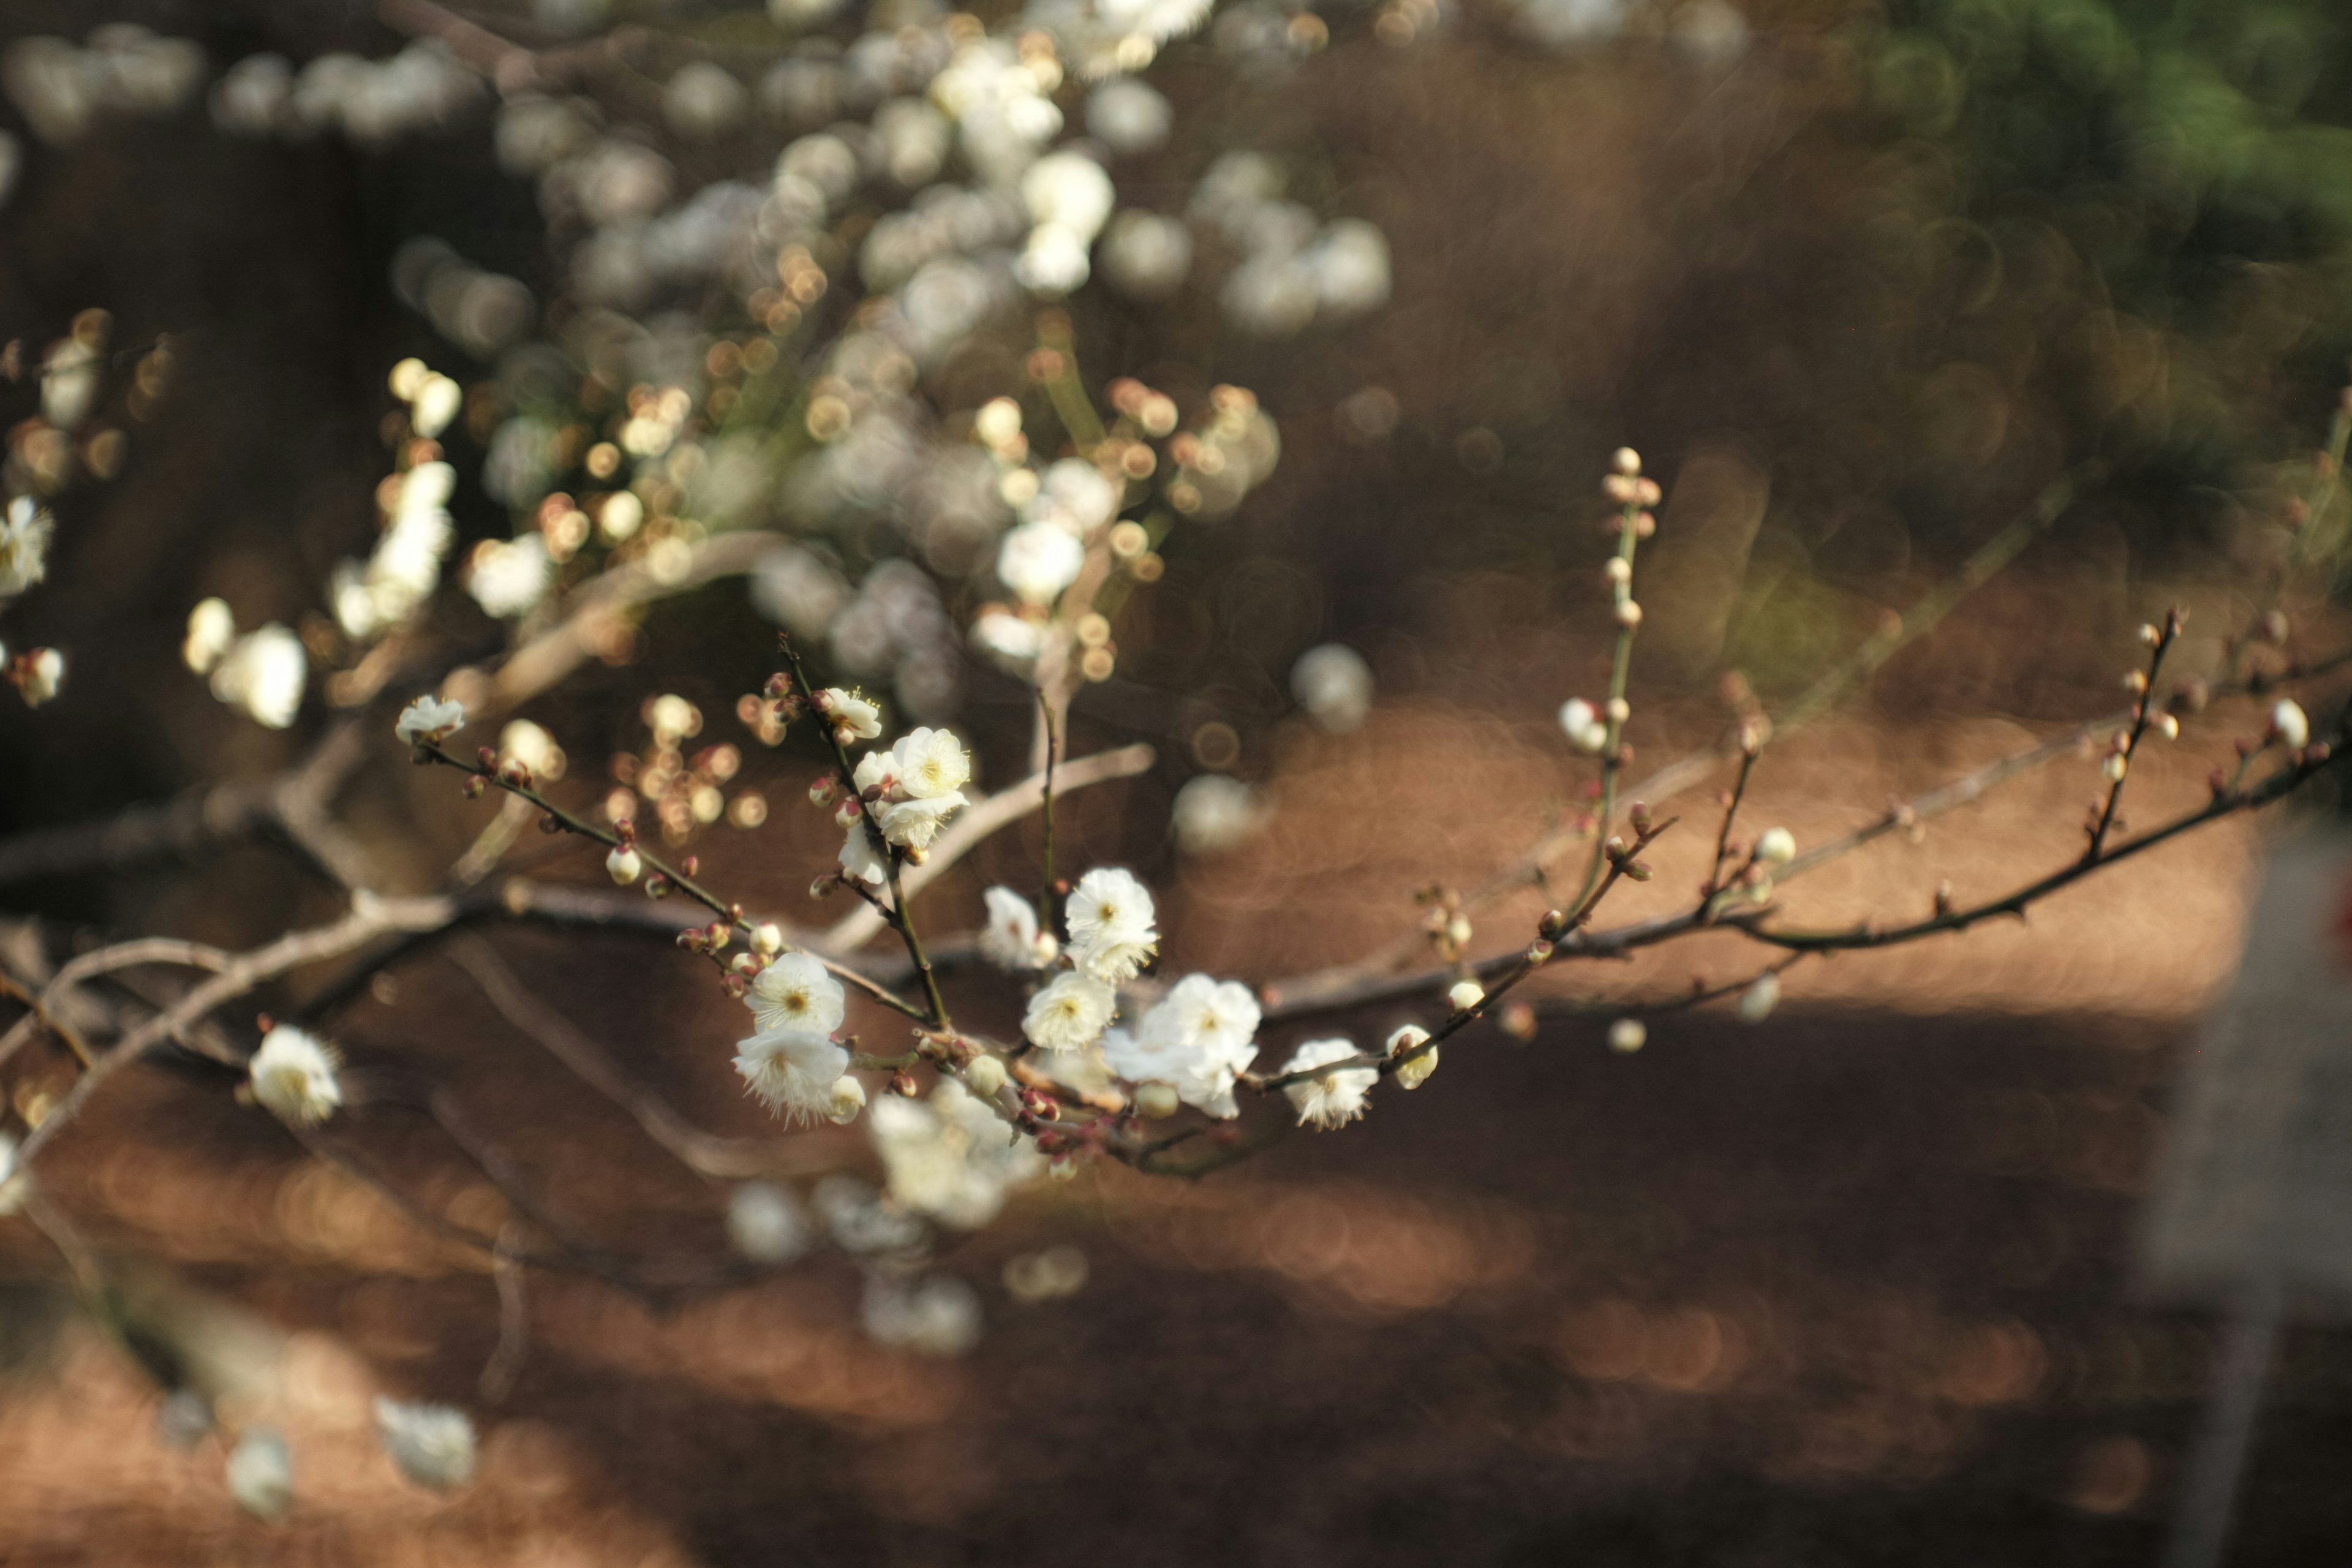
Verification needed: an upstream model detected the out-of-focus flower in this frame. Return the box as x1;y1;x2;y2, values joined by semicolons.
1282;1038;1375;1128
466;535;552;619
10;647;63;707
1065;867;1157;981
981;885;1055;970
861;1273;982;1356
664;61;747;138
0;496;55;598
878;791;965;849
372;1398;477;1490
734;1025;851;1121
1739;970;1781;1023
869;1080;1042;1229
1754;826;1796;865
2272;699;2310;750
727;1180;812;1264
747;952;846;1036
828;1075;867;1125
1292;644;1372;733
1105;972;1261;1118
183;597;236;674
1306;219;1392;317
1561;697;1609;753
1388;1023;1438;1090
839;819;890;884
1087;79;1172;154
997;519;1085;606
1608;1017;1647;1053
1170;774;1264;856
1023;151;1115;238
210;625;307;729
249;1025;341;1127
1101;210;1192;300
394;694;466;747
1023;970;1117;1052
497;718;563;780
226;1429;295;1521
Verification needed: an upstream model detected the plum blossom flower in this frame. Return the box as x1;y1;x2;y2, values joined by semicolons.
183;597;236;674
1561;697;1609;753
0;496;53;598
828;1075;867;1125
747;951;845;1035
210;624;307;729
1754;826;1796;865
980;886;1055;970
394;694;466;746
248;1025;342;1126
891;726;971;798
1023;970;1117;1052
1387;1023;1438;1090
839;820;889;884
818;686;883;742
997;519;1084;606
1102;973;1261;1117
1281;1038;1376;1129
878;791;965;849
465;535;551;619
226;1429;295;1520
734;1025;851;1121
2272;699;2310;750
372;1398;477;1490
1065;867;1156;981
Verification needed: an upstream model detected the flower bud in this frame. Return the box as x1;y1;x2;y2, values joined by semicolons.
2102;753;2128;783
1446;979;1485;1014
809;775;840;808
606;845;642;885
809;873;839;899
1754;826;1796;864
826;1076;867;1125
1134;1081;1180;1119
1607;1017;1646;1053
1604;556;1632;584
1607;697;1631;725
730;952;761;977
890;1069;920;1098
1611;447;1642;476
2138;622;2162;647
1386;1024;1438;1090
1499;1000;1538;1041
752;922;784;956
1738;971;1781;1024
2271;698;2311;750
1635;478;1661;507
2156;713;2180;741
1615;599;1643;628
967;1055;1008;1098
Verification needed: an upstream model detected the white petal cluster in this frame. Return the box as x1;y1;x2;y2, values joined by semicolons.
746;952;846;1035
1102;973;1261;1119
2273;699;2311;750
1281;1038;1376;1129
209;624;308;729
860;1272;982;1357
331;461;455;641
839;819;891;885
372;1397;477;1490
840;725;972;862
996;518;1085;606
0;496;54;598
1065;866;1157;981
394;693;466;747
1560;697;1609;753
183;597;235;674
466;534;552;619
818;685;883;741
726;1180;812;1264
979;885;1056;970
1387;1023;1438;1090
734;1027;853;1123
1023;970;1117;1052
869;1080;1043;1229
248;1025;342;1126
226;1428;295;1521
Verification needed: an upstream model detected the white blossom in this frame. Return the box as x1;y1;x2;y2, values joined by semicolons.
605;845;641;884
1023;970;1117;1052
409;372;462;438
1739;970;1781;1024
394;694;466;747
497;718;564;779
372;1398;477;1490
861;1272;982;1357
1065;867;1157;982
1387;1023;1438;1090
979;886;1055;970
1561;696;1610;753
1446;979;1485;1014
997;519;1085;606
1754;826;1796;865
852;748;894;796
466;535;552;619
827;1074;868;1125
747;951;846;1035
248;1025;341;1126
1022;151;1115;241
209;624;307;729
889;726;972;799
1282;1038;1376;1129
839;820;889;884
819;686;883;741
0;496;53;598
183;597;236;674
726;1180;811;1264
869;1080;1042;1229
1104;973;1261;1118
1291;644;1373;733
1170;774;1264;856
734;1025;852;1121
878;790;966;849
226;1428;295;1520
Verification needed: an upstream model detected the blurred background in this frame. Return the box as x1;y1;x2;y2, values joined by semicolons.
4;0;2352;1561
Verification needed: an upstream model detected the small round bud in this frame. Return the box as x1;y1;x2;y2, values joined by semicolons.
967;1055;1008;1098
2156;713;2180;741
730;952;760;977
2138;622;2162;647
764;672;793;700
1615;599;1643;628
606;846;642;885
704;922;730;951
809;775;840;809
1444;914;1472;948
1607;1017;1646;1054
1633;511;1656;540
1738;971;1781;1024
462;776;487;799
2102;753;2128;783
1134;1081;1180;1119
809;873;839;899
1446;979;1485;1014
1754;826;1796;865
1607;697;1631;725
1498;1001;1538;1041
826;1076;867;1125
1611;447;1641;477
889;1069;919;1098
1635;478;1662;507
1604;557;1632;584
644;872;672;899
2123;669;2148;695
750;922;783;957
2271;698;2311;750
